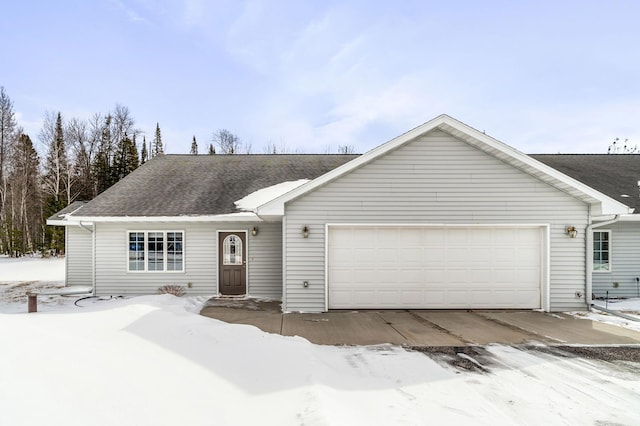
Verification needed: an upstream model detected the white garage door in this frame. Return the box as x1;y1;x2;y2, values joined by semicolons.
328;226;543;309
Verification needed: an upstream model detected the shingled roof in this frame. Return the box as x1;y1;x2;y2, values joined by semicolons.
532;154;640;212
47;200;87;222
73;154;359;217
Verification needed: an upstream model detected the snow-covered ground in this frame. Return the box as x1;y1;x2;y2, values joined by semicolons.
581;298;640;332
1;256;639;425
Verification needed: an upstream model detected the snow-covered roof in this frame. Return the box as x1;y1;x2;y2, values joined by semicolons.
235;179;309;212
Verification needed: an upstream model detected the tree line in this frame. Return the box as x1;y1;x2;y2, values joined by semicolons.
0;87;166;257
0;85;357;257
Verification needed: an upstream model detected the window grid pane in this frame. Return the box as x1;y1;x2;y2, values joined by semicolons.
593;231;610;271
148;232;164;271
129;232;145;271
167;232;184;271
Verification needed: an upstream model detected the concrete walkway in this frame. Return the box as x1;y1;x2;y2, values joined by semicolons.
200;299;640;346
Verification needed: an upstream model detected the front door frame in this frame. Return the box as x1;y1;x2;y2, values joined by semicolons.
217;230;249;295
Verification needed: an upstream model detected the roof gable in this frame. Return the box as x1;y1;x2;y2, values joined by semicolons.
257;115;631;217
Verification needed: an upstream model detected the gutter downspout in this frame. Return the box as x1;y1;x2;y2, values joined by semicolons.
586;213;620;310
78;221;93;233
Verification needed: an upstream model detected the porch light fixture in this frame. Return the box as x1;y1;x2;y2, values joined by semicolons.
566;226;578;238
302;225;309;238
251;226;258;237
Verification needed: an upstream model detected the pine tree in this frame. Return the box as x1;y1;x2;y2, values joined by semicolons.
42;112;69;203
112;134;140;181
42;112;69;254
92;115;113;195
152;123;163;156
208;143;215;155
140;136;148;164
190;136;198;155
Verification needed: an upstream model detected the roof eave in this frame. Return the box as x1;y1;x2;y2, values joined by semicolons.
65;213;265;223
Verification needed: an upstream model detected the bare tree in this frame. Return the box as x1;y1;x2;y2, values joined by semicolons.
0;87;16;253
111;104;137;147
9;131;41;254
262;140;297;154
66;117;93;200
213;129;241;154
608;137;637;154
337;144;355;154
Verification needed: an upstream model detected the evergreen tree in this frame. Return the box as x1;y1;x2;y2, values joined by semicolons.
190;136;198;155
152;123;163;156
92;115;113;195
42;112;69;203
208;143;215;155
112;134;139;181
140;136;148;164
42;112;69;254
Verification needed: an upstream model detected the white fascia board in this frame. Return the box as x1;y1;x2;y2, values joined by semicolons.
46;219;73;226
613;214;640;222
68;212;263;223
258;114;631;216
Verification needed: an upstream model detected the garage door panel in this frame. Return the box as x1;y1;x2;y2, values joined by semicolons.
328;226;542;309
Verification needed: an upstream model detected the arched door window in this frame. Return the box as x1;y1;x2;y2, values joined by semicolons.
223;235;243;265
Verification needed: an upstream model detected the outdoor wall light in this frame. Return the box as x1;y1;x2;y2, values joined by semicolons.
566;226;578;238
251;226;258;237
302;225;309;238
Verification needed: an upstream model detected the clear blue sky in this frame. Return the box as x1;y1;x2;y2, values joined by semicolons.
2;0;639;155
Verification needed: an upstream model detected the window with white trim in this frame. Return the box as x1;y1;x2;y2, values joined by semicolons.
593;230;610;272
128;231;184;272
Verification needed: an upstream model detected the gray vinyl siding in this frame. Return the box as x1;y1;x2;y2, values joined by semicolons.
247;222;283;298
93;221;282;298
284;129;589;312
592;222;640;299
66;225;94;287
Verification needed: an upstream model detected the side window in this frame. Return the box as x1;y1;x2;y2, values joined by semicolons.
593;231;610;272
128;231;184;272
167;232;184;271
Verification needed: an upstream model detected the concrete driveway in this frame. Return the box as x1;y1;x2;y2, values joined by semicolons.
200;298;640;346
